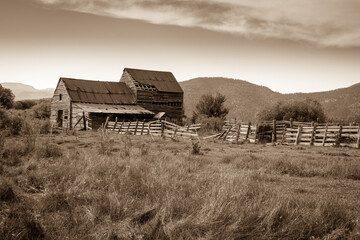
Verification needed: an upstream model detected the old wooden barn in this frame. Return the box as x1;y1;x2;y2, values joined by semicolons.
50;78;154;130
50;68;184;129
120;68;184;122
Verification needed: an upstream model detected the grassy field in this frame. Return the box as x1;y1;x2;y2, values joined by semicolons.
1;130;360;239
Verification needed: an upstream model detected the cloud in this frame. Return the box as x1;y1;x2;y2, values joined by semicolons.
35;0;360;47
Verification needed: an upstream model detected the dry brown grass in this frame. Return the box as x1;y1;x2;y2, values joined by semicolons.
0;130;359;239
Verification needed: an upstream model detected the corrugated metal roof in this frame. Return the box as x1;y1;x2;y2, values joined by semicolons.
73;103;154;115
124;68;183;93
61;78;136;104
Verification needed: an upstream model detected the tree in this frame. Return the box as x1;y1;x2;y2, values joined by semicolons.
257;98;326;122
192;93;229;121
0;84;15;109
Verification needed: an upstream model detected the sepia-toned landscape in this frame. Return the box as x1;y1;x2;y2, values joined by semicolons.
1;0;360;239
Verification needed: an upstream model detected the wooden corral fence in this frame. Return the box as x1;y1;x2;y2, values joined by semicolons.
105;118;201;139
211;119;360;148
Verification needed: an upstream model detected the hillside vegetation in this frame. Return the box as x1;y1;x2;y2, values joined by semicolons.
1;130;360;239
180;78;360;122
0;83;54;100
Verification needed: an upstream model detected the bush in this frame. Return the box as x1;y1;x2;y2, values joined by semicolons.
191;141;201;155
0;109;24;136
8;115;23;136
32;100;50;119
192;93;229;122
0;84;14;109
0;108;10;129
13;100;36;110
195;115;223;132
37;143;63;158
257;98;326;122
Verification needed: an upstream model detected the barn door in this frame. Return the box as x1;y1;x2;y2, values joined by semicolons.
57;110;63;127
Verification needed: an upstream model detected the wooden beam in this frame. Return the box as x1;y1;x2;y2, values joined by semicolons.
112;117;118;131
322;124;328;147
357;125;360;149
104;116;109;129
134;120;139;135
118;120;124;134
126;121;130;134
161;120;165;137
281;126;286;144
223;126;232;141
272;120;277;143
83;112;87;131
254;123;259;143
295;126;302;145
245;122;251;140
140;120;145;135
236;123;241;143
310;124;316;146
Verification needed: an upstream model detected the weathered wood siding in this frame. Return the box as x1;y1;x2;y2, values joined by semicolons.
120;71;137;96
71;103;89;130
120;71;184;121
137;90;183;120
50;80;71;128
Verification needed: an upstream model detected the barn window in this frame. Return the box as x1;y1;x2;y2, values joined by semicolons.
59;94;62;101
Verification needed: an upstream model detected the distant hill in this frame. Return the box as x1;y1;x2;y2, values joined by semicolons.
0;82;54;100
180;78;360;122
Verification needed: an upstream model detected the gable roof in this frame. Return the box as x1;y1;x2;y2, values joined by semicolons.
124;68;183;93
60;78;136;104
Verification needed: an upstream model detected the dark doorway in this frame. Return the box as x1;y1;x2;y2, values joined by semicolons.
57;110;63;127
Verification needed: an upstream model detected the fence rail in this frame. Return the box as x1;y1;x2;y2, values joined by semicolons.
217;120;360;148
105;118;201;139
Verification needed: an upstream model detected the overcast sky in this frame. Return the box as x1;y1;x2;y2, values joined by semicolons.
1;0;360;93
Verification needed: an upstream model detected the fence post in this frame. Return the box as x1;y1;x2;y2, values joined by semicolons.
254;123;259;143
236;123;241;143
337;125;343;146
161;120;165;137
104;116;109;129
357;126;360;149
281;126;286;144
322;124;328;147
310;122;316;146
295;126;302;145
118;120;124;134
272;120;277;143
112;117;118;131
140;120;145;135
134;120;139;135
290;118;293;128
126;121;130;134
83;112;87;131
246;122;251;141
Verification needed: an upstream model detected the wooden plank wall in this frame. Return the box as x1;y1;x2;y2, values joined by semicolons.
106;119;201;139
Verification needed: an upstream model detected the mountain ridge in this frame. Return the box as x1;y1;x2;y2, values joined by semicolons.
180;78;360;121
0;82;54;100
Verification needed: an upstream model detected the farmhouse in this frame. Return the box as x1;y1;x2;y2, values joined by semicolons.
50;78;154;130
120;68;184;122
